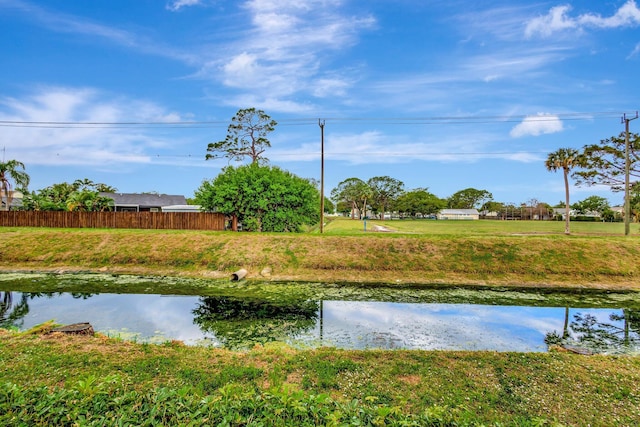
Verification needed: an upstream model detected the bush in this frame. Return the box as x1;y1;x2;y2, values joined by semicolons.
195;164;318;232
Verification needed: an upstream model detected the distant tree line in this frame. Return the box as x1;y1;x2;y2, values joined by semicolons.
329;176;495;219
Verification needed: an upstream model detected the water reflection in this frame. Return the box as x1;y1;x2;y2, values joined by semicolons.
193;296;318;349
1;291;638;353
1;291;29;329
1;292;210;344
307;301;559;351
545;309;640;354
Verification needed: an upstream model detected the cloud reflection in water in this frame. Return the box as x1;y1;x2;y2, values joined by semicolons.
12;293;630;351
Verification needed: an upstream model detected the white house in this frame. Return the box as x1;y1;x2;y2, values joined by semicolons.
437;209;480;220
161;205;202;213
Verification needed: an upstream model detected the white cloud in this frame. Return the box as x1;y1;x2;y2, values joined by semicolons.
209;0;376;111
220;94;316;114
4;0;374;111
525;1;640;38
578;0;640;28
0;87;185;166
269;129;541;165
166;0;202;12
463;47;569;82
222;52;260;86
312;77;351;98
525;5;577;38
510;113;564;138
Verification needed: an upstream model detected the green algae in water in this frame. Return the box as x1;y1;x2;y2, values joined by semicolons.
1;272;640;308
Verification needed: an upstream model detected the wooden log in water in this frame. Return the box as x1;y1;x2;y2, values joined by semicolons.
51;322;94;335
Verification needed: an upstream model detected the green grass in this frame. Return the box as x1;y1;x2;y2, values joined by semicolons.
1;328;639;426
0;221;639;288
322;216;631;236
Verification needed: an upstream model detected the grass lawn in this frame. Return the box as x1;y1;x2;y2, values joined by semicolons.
1;328;640;426
322;216;631;236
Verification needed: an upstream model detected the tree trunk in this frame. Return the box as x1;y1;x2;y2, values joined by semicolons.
231;214;238;232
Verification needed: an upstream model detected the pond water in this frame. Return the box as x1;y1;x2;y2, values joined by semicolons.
1;273;639;353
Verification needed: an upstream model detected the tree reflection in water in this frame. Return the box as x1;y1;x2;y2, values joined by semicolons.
0;292;29;329
546;309;640;354
0;292;96;330
192;296;319;349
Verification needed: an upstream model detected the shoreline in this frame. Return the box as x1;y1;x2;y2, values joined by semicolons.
0;226;638;291
1;265;639;292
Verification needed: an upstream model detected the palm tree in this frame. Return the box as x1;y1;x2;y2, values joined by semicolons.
545;148;579;235
66;190;114;212
0;160;30;211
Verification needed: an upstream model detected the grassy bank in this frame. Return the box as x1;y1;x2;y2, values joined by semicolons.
1;328;639;426
0;218;638;289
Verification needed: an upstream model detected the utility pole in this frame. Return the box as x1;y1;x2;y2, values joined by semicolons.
622;112;638;236
319;119;325;234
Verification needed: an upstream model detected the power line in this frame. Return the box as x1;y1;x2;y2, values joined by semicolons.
0;111;627;129
33;150;551;161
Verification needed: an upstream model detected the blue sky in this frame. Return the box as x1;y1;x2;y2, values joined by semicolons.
1;0;639;206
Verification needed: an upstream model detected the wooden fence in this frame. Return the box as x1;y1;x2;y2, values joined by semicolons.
0;211;226;231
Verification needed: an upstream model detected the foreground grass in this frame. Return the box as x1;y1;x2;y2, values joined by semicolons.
0;219;638;289
1;327;639;426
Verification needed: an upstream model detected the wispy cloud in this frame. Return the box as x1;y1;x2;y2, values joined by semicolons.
525;1;640;38
0;0;136;44
166;0;202;12
0;0;198;63
455;4;540;42
0;87;184;167
269;129;541;165
204;0;376;111
366;43;568;114
462;47;569;82
2;0;374;112
510;113;564;138
628;42;640;58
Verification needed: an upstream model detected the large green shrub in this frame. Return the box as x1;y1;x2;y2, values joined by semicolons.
195;164;319;232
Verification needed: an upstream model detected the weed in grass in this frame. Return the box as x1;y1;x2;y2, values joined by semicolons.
298;356;360;389
284;247;299;267
209;365;264;391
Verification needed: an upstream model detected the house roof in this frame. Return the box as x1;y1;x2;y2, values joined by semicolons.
99;192;187;207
